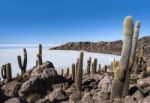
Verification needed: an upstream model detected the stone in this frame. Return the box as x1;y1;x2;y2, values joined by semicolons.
19;76;46;96
4;97;27;103
2;81;21;97
98;75;113;93
93;91;110;103
81;92;94;103
31;61;56;77
124;96;138;103
137;77;150;88
140;96;150;103
48;89;68;102
132;90;144;102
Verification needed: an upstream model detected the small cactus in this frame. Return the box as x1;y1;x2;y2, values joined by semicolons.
76;51;84;93
67;68;69;76
37;54;42;66
91;58;97;74
87;57;91;75
61;69;64;76
1;63;12;82
72;64;75;81
37;44;42;66
17;48;27;75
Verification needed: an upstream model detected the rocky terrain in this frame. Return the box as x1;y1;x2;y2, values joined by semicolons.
50;36;150;66
0;16;150;103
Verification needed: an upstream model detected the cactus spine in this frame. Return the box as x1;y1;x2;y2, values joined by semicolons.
76;51;84;93
37;44;42;66
1;63;12;82
72;64;75;81
87;57;91;75
111;16;134;102
17;48;27;75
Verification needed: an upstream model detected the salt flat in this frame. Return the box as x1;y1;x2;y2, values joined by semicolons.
0;44;120;77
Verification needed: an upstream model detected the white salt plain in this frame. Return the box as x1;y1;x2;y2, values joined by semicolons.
0;44;120;78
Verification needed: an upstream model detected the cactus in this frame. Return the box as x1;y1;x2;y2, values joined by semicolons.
87;57;91;75
140;45;144;57
98;64;101;73
1;65;6;79
61;69;64;76
67;68;69;76
113;61;120;73
17;48;27;75
130;21;140;64
76;51;84;93
1;63;12;82
111;16;134;102
37;54;42;66
72;64;75;81
91;58;97;74
75;58;79;76
37;44;42;66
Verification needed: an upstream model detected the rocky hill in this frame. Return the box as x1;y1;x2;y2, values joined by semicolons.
51;36;150;66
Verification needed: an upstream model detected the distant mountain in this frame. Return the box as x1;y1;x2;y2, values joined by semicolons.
50;36;150;66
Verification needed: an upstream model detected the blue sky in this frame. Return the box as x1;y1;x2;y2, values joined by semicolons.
0;0;150;44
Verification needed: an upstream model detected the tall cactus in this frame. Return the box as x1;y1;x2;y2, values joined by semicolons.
87;57;91;75
17;48;27;75
111;16;134;102
72;64;75;81
1;63;12;82
76;51;84;93
37;44;42;66
130;21;140;64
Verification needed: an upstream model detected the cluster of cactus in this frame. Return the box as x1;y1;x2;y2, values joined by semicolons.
87;57;91;75
1;63;12;82
111;16;141;101
92;58;97;74
17;48;27;75
75;51;84;93
37;44;42;66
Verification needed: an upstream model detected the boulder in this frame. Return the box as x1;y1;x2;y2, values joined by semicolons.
31;61;56;77
4;97;27;103
93;91;110;103
19;76;46;96
140;96;150;103
48;89;68;102
81;92;94;103
124;96;138;103
98;75;113;93
132;90;144;102
137;77;150;88
2;81;21;97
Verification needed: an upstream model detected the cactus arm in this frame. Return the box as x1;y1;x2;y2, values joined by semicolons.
23;48;27;71
1;65;6;79
17;55;23;70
